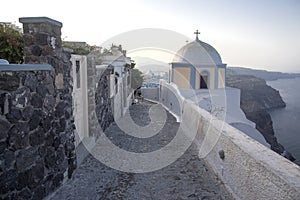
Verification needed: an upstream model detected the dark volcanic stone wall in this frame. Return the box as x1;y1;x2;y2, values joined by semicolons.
95;67;114;132
0;17;76;199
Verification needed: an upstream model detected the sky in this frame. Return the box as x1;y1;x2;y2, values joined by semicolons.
1;0;300;72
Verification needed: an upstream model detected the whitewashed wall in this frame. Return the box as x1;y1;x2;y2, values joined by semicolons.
113;70;133;120
147;80;300;199
141;87;159;102
71;55;89;147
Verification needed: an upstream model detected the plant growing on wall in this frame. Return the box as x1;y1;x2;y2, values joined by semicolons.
62;41;92;55
0;24;24;63
62;41;102;55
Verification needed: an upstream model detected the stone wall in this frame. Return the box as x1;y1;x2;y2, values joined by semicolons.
0;17;76;199
95;67;114;132
86;55;101;137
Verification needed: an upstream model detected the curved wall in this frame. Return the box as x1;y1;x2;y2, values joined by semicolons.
144;80;300;199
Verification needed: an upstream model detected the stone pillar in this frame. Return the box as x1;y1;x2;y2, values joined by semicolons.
20;17;62;62
86;55;101;136
11;17;76;197
0;17;76;199
19;15;76;165
19;17;70;92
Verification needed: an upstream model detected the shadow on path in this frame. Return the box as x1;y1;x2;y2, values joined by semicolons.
50;101;233;200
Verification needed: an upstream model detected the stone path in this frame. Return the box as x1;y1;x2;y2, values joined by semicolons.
50;101;233;200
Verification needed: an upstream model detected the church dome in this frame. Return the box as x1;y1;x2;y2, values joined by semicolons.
173;37;222;66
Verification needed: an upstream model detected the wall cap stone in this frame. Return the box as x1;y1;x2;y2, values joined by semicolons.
0;64;54;72
19;17;62;27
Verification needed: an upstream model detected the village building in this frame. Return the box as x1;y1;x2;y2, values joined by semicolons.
1;17;299;200
70;44;133;161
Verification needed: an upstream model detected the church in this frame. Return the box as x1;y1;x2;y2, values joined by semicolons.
169;30;226;90
164;31;270;148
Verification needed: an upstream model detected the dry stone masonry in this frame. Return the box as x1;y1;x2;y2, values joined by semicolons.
0;17;76;199
95;66;114;132
86;55;102;137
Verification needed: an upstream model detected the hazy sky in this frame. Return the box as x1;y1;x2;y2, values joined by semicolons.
1;0;300;72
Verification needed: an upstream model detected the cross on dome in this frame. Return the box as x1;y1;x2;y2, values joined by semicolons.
194;30;200;41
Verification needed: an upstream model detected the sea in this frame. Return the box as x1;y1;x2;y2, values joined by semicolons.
267;77;300;166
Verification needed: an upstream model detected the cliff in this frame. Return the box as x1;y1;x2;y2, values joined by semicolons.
226;75;295;161
227;66;300;81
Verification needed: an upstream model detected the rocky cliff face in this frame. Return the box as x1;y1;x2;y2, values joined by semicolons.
227;75;286;111
226;75;295;161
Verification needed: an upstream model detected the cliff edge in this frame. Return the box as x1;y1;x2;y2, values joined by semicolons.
226;74;295;161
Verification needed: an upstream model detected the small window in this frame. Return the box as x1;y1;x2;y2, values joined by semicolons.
76;60;80;88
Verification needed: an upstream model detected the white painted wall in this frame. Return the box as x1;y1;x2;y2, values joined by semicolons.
71;55;89;147
112;67;133;120
158;81;184;121
187;101;300;199
141;87;159;102
156;81;300;199
113;77;122;120
122;72;134;116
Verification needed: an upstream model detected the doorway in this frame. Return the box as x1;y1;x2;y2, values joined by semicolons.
200;75;208;89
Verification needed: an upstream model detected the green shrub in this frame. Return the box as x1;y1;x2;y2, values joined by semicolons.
0;25;24;64
62;42;96;55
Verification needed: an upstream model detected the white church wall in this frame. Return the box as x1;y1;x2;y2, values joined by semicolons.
173;67;191;89
218;68;225;88
158;81;300;200
223;88;255;127
176;87;255;127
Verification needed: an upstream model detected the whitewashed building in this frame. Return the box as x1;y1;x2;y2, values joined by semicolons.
69;44;133;165
71;54;89;148
96;46;133;120
142;31;269;148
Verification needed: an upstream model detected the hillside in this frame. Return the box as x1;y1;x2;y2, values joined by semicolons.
227;66;300;81
226;74;295;161
132;56;168;73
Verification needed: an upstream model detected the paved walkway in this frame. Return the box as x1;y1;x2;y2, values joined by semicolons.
50;101;233;200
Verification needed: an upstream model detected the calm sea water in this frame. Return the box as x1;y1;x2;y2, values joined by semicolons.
267;77;300;165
